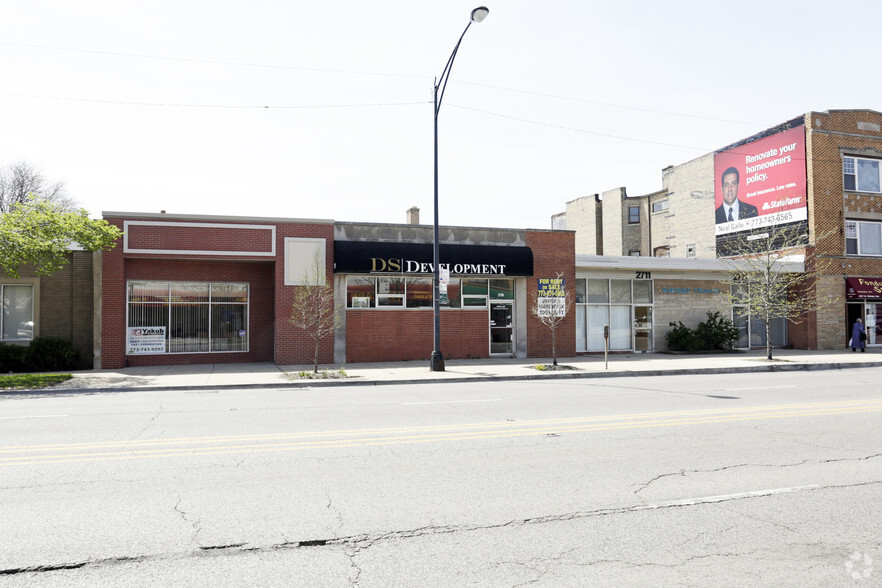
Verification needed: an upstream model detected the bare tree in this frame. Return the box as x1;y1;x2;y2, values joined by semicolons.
720;224;837;360
530;272;573;367
0;161;74;213
288;248;340;373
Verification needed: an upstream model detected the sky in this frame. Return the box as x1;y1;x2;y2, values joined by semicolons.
2;0;882;230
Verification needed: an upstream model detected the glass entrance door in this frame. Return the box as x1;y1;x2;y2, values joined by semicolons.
634;306;652;351
490;302;513;355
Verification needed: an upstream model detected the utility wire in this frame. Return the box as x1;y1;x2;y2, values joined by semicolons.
0;91;429;110
448;104;712;151
458;81;763;126
0;41;426;80
1;40;761;126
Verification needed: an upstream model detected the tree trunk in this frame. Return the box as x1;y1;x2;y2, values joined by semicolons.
766;314;773;361
552;326;557;366
314;338;320;373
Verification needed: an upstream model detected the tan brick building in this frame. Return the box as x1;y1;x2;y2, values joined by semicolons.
556;109;882;351
1;250;96;369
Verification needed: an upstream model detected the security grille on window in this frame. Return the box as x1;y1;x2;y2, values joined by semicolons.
1;285;34;341
127;281;249;354
846;220;882;256
843;156;882;192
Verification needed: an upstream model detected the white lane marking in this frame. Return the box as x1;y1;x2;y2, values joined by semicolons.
402;399;503;406
0;414;69;420
724;385;798;391
644;485;820;510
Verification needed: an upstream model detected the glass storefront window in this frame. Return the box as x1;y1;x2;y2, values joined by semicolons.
610;280;631;303
634;280;652;303
576;278;653;352
127;281;249;354
347;277;376;308
462;278;489;307
575;279;586;303
406;278;433;308
489;279;514;300
377;277;405;307
586;280;609;303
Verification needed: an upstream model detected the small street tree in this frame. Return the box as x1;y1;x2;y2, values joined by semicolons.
289;248;340;373
530;273;573;367
0;197;121;278
720;224;837;361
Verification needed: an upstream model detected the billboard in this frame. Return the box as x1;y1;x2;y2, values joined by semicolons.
714;125;807;255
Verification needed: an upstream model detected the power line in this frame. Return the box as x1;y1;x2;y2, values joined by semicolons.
2;40;762;127
458;81;763;127
0;41;426;80
0;91;429;110
448;104;712;151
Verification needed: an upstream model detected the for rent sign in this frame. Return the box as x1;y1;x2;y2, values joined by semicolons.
537;278;566;317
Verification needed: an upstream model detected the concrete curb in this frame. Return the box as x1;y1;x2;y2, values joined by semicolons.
6;360;882;395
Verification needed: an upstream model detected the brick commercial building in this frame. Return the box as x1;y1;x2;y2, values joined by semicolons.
98;211;574;369
555;109;882;351
0;251;96;369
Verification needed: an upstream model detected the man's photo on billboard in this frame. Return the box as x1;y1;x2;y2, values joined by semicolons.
715;166;758;224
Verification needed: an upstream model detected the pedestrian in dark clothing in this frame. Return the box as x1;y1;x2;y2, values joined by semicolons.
851;318;866;352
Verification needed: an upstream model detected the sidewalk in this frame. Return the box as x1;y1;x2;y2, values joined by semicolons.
16;348;882;393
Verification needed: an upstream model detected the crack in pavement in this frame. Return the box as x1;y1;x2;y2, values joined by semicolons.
633;453;882;495
4;480;879;577
130;404;165;441
173;497;202;545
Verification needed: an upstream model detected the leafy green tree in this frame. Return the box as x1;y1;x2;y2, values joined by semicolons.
0;197;121;278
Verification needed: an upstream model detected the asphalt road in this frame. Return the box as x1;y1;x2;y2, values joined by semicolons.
1;369;880;586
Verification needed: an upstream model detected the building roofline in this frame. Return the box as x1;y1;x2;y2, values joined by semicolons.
576;254;804;273
103;211;334;224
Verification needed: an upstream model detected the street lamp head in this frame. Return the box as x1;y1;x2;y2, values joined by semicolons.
470;6;489;23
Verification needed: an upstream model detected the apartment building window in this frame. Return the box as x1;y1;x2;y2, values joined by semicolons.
846;220;882;256
628;206;640;224
652;200;669;213
2;284;34;341
843;156;882;192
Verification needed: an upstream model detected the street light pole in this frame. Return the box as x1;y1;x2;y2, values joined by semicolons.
430;6;489;372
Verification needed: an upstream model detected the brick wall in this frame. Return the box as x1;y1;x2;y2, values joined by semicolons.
101;215;335;368
653;279;730;351
806;110;882;349
345;310;488;362
6;252;95;369
564;195;601;254
526;230;576;358
273;224;336;365
661;153;716;258
601;187;624;256
117;258;275;367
